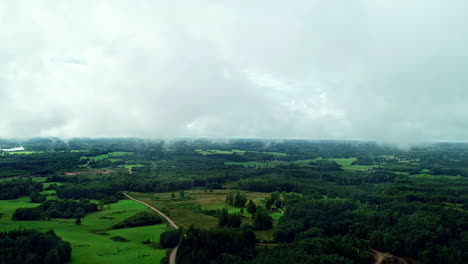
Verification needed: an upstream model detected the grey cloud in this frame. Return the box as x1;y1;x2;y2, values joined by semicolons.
1;0;468;143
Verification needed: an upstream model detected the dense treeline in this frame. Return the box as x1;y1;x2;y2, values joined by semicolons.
0;179;42;200
13;199;98;220
271;195;467;264
176;226;256;264
1;138;468;264
0;152;85;177
160;229;181;248
112;211;162;229
0;229;71;264
252;237;366;264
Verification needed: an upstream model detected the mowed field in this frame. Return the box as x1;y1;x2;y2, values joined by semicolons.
196;149;289;157
81;152;134;162
128;189;279;241
0;198;167;264
225;157;376;171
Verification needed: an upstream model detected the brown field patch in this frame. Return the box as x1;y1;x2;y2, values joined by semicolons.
64;169;114;176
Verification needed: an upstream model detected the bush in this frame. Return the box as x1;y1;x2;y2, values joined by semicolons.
112;211;163;229
0;229;71;264
12;207;45;220
253;207;273;230
160;230;181;248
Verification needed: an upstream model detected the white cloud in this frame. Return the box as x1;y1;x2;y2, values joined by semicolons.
1;0;468;143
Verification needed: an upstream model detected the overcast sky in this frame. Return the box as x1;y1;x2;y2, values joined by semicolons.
1;1;468;143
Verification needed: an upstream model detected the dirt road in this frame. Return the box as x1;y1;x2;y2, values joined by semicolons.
372;249;403;264
123;193;179;263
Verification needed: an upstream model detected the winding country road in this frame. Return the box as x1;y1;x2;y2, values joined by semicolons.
123;192;179;264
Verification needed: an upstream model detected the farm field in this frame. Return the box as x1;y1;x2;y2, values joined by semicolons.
196;149;246;155
1;138;467;264
196;149;289;157
119;164;145;169
81;152;134;162
329;158;377;171
0;151;45;155
225;161;276;168
0;198;167;264
225;157;376;171
128;189;279;241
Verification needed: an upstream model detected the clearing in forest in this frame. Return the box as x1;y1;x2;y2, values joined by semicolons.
0;198;167;264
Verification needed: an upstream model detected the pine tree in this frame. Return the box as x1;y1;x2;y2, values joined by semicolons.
246;200;257;214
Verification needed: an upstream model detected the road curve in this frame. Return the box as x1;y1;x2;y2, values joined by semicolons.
123;192;180;263
372;249;392;264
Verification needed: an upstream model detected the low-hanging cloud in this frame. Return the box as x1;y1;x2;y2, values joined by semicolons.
1;0;468;143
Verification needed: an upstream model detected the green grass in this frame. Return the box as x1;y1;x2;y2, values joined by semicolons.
82;152;134;162
43;182;63;189
409;174;463;180
119;164;146;169
261;152;289;157
196;149;246;155
225;161;276;168
292;159;321;166
270;212;283;220
329;158;376;171
226;157;377;171
32;177;48;183
0;198;166;264
197;149;288;157
129;189;279;240
0;151;45;155
40;190;56;195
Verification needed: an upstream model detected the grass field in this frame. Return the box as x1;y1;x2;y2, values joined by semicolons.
225;161;276;168
0;198;167;264
119;164;146;169
197;149;289;157
260;151;289;157
82;152;134;162
129;189;278;241
328;158;377;171
225;158;375;170
196;149;246;155
409;173;463;180
0;151;45;155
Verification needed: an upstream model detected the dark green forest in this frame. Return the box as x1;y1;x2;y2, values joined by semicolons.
0;138;467;263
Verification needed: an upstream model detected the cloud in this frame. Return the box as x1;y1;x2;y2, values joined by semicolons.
49;58;88;65
1;0;468;143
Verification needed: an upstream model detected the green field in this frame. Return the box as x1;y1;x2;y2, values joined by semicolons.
82;152;134;162
328;158;376;171
225;158;373;170
32;176;48;182
197;149;288;157
292;159;321;165
129;189;279;241
225;161;276;168
196;149;246;155
119;164;146;169
409;173;463;180
0;151;45;155
261;151;289;157
0;198;167;264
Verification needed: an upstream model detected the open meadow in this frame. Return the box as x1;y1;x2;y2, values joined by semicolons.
128;189;279;241
0;197;167;264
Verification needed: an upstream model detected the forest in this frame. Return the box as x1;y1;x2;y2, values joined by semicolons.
0;138;467;264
